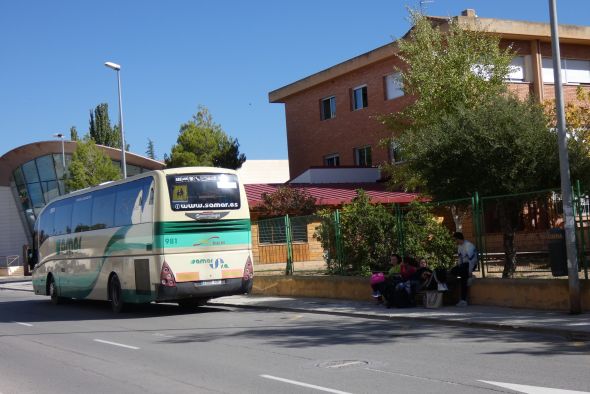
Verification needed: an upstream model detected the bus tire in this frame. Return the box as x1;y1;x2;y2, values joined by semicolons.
178;298;209;309
108;274;125;313
48;275;61;305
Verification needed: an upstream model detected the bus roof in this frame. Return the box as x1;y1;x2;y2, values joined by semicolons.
45;166;240;206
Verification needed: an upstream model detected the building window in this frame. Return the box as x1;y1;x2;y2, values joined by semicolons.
505;56;531;82
258;220;307;244
324;154;340;167
320;96;336;120
354;146;372;167
352;85;368;110
385;73;404;99
471;63;493;81
388;140;403;164
542;58;590;84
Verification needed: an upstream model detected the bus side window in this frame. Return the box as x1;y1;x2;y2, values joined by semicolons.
71;195;93;233
141;181;155;223
115;181;142;226
54;200;73;235
91;189;115;230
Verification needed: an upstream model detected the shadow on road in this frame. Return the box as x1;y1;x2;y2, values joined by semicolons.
1;292;588;358
158;308;590;357
0;295;228;324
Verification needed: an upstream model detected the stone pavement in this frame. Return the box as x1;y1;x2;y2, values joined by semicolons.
2;277;589;341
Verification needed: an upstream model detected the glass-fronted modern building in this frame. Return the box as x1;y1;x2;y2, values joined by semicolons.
0;141;164;270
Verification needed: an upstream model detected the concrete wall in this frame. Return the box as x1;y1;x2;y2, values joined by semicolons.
0;186;28;264
470;278;590;311
251;275;590;312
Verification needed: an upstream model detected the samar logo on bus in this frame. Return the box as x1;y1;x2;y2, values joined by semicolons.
189;257;229;269
55;236;82;255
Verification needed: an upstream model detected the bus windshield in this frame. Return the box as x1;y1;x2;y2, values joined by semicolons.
167;173;241;211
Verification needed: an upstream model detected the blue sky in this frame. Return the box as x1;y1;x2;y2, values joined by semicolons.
0;0;586;161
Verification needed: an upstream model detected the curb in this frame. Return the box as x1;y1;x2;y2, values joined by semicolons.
211;302;590;342
0;278;32;285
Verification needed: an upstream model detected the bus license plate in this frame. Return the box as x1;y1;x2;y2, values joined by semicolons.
195;280;224;287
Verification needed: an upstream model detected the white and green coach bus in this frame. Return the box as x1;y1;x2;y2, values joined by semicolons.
31;167;254;312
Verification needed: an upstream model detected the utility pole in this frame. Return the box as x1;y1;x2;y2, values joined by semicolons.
549;0;581;314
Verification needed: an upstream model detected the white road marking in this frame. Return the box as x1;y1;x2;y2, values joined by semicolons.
93;339;140;350
152;333;175;338
13;322;33;327
260;375;352;394
479;380;590;393
326;361;366;369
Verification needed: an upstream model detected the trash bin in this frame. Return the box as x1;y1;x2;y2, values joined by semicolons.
548;228;567;277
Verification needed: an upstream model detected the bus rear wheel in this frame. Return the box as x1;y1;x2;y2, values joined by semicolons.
109;275;125;313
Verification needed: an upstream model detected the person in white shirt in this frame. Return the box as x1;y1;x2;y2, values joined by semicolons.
451;232;477;307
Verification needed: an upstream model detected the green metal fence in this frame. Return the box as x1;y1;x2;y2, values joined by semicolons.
253;185;590;279
254;215;321;275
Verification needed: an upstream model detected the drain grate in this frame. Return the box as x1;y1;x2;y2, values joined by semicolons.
317;360;369;369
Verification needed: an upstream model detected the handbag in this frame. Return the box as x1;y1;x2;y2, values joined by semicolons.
370;272;386;286
433;270;448;292
424;291;443;308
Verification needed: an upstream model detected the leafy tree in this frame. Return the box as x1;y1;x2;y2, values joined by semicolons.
399;94;573;277
379;11;590;277
165;106;246;169
66;138;121;191
89;103;121;148
402;202;456;269
70;126;79;141
260;187;316;217
544;86;590;138
214;137;246;169
382;10;514;190
146;138;156;160
316;190;397;275
544;87;590;183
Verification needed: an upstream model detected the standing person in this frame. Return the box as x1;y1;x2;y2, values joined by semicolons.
450;232;478;307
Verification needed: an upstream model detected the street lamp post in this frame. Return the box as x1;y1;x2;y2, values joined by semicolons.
104;61;127;178
53;133;65;169
549;0;581;314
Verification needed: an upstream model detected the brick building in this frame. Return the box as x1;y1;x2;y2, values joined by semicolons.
269;9;590;180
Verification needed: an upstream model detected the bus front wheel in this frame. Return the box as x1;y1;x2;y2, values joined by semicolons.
108;275;125;313
48;275;61;305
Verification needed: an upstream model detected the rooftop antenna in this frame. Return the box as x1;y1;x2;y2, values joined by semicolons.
419;0;433;13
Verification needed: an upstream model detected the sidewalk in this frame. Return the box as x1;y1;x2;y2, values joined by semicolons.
2;278;589;340
209;295;590;341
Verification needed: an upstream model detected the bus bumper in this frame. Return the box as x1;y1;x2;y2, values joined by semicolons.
156;277;253;302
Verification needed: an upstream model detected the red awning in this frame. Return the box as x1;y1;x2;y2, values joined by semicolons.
245;183;419;208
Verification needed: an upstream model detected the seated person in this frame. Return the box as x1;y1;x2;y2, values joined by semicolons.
400;255;417;281
371;253;402;301
411;257;448;292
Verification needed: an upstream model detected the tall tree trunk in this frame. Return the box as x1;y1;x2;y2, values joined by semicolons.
502;230;516;278
498;201;519;278
498;201;517;278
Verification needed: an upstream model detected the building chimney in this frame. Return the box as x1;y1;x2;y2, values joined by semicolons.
461;9;477;17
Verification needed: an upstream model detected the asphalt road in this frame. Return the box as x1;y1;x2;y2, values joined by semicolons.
0;287;589;394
